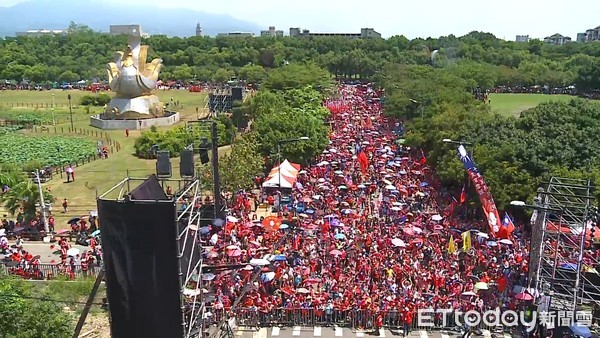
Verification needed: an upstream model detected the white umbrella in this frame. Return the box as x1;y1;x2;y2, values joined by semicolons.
431;215;443;221
499;239;513;245
183;288;202;297
385;185;396;190
67;248;80;257
461;291;477;296
476;232;489;239
202;273;216;281
250;258;271;266
227;216;239;223
391;238;406;247
391;206;402;211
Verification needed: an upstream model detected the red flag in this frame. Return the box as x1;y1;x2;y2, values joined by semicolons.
446;197;459;217
419;149;427;165
358;151;369;174
459;185;467;204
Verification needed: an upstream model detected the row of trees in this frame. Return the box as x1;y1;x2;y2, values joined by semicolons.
4;26;600;89
378;63;600;208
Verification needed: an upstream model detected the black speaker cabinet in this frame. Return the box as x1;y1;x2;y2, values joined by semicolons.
156;151;172;178
179;149;195;177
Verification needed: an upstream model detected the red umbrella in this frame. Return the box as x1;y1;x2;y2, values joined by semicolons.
330;249;343;256
515;292;534;301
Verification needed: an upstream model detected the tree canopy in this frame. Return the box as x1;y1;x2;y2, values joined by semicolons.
3;29;600;86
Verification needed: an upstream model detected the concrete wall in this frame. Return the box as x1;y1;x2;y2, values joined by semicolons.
90;113;180;130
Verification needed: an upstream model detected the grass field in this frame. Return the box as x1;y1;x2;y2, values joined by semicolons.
0;89;230;229
489;93;574;116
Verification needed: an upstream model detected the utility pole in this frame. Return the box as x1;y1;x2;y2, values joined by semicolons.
211;121;222;220
34;170;50;238
68;94;74;132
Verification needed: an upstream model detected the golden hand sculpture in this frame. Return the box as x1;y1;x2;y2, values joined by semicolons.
106;43;163;98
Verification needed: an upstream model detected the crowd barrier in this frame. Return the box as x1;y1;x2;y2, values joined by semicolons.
203;307;519;333
1;262;102;280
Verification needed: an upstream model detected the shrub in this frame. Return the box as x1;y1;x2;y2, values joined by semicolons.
80;93;112;106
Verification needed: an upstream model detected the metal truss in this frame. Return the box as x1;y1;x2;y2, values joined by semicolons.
535;177;596;311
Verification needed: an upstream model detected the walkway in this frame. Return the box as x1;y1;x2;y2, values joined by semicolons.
232;327;512;338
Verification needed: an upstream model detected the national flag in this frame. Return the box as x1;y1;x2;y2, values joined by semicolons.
497;213;516;239
462;231;472;252
457;145;501;237
448;237;456;254
459;185;467;204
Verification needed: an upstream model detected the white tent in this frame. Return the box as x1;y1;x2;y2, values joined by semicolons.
273;160;300;174
269;166;297;178
262;172;296;188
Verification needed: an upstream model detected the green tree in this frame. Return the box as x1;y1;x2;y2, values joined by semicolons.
212;68;235;83
197;133;263;192
0;277;73;338
57;70;80;83
262;62;332;92
237;64;267;83
254;110;329;166
0;179;53;219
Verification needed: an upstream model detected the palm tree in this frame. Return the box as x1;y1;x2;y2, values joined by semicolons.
0;180;52;219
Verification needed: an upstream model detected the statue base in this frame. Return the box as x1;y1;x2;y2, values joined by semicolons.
104;95;164;119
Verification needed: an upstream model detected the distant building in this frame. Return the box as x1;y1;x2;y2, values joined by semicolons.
109;24;149;38
16;29;68;37
544;33;571;45
260;26;283;37
577;32;587;42
217;31;254;37
515;35;530;43
585;26;600;42
289;27;381;39
196;23;203;37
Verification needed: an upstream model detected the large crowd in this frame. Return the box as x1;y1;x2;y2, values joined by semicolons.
193;84;536;334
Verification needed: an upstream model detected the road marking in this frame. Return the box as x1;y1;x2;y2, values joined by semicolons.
314;326;322;337
271;327;280;336
256;328;267;338
504;334;512;338
419;330;428;338
441;331;450;338
292;326;301;336
378;329;385;337
235;330;243;336
356;331;365;337
482;330;492;338
335;326;343;336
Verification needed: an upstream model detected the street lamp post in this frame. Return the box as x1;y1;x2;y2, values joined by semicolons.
275;137;309;212
443;138;475;218
34;170;51;240
67;94;74;132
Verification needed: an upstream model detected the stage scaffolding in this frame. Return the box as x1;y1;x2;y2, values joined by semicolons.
101;177;217;338
534;177;597;311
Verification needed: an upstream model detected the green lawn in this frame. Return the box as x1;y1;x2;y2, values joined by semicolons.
0;89;226;228
489;93;575;116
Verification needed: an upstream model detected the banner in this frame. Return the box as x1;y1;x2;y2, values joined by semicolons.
457;145;501;236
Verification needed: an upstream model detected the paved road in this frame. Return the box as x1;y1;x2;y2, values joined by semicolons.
1;241;89;263
230;327;512;338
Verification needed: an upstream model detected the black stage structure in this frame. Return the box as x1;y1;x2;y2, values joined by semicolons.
96;118;250;338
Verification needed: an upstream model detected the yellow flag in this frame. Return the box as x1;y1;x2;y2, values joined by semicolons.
462;231;472;252
448;237;456;254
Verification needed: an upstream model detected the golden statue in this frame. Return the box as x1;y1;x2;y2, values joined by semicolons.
105;35;164;119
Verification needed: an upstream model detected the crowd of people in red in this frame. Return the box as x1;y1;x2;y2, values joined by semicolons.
195;84;535;332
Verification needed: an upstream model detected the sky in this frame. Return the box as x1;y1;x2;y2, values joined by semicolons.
2;0;600;40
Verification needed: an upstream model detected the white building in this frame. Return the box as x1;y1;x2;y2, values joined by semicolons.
16;29;68;37
544;33;571;45
217;31;254;37
289;27;381;39
110;24;149;38
515;35;530;43
260;26;283;37
196;23;203;37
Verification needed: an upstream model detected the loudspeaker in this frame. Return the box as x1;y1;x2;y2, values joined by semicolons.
199;147;210;164
180;149;195;177
231;87;243;101
156;151;172;177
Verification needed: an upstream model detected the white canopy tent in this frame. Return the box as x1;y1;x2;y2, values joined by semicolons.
262;173;296;188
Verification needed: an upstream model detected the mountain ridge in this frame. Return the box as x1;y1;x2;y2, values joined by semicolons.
0;0;262;37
